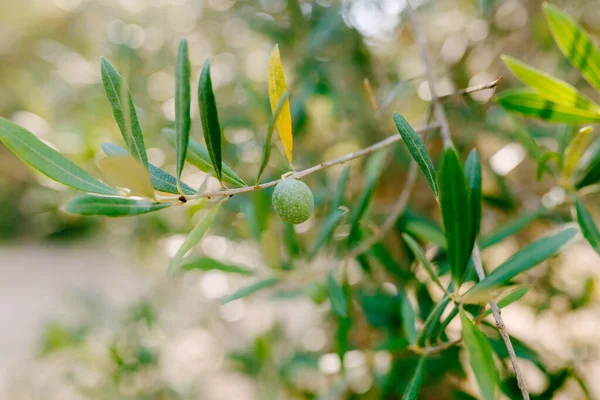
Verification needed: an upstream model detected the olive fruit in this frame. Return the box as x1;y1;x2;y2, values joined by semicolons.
272;178;314;224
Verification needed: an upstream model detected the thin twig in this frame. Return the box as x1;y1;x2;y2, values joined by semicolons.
437;76;503;100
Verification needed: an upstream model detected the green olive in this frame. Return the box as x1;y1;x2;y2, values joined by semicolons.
272;179;314;224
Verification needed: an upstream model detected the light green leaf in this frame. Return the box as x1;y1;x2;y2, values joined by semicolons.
402;356;427;400
465;227;577;300
394;112;439;199
168;199;223;276
175;38;191;189
222;278;280;304
575;197;600;256
256;90;290;184
0;118;118;195
97;155;155;198
309;208;345;260
483;287;529;317
100;57;148;168
564;126;594;179
101;143;195;195
536;151;561;181
402;234;444;292
198;60;222;182
544;3;600;92
496;89;600;123
163;128;246;187
327;273;347;318
439;147;474;286
63;195;170;217
502;55;600;111
332;165;350;209
180;256;255;275
460;310;498;400
479;207;546;249
398;290;418;345
465;149;482;241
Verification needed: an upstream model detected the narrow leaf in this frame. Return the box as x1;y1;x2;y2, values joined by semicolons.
575;197;600;255
175;38;191;189
101;143;195;195
417;296;450;346
402;357;427;400
256;90;290;184
402;234;444;292
268;44;293;164
398;290;418;345
100;57;148;168
327;273;347;318
460;310;498;400
63;195;170;217
198;60;222;182
576;143;600;189
222;278;280;304
563;126;594;178
394;112;439;199
0;118;118;195
536;151;561;181
168;199;223;276
496;88;600;123
308;208;345;259
483;287;529;317
163;128;246;187
180;256;255;275
479;207;546;249
332;165;350;209
439;147;474;286
465;227;577;300
544;3;600;92
97;155;155;198
465;149;482;241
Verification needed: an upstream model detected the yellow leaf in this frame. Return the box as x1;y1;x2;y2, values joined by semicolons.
97;155;155;198
268;44;293;164
563;126;594;178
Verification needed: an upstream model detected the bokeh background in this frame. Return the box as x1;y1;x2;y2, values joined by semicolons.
1;0;599;399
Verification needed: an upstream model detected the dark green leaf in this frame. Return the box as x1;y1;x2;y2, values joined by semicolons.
483;287;528;317
175;38;191;188
417;296;450;346
394;112;438;199
222;278;280;304
256;90;290;184
327;273;347;318
198;60;222;182
0;118;118;195
63;195;170;217
575;143;600;189
100;57;148;168
398;290;418;345
460;310;498;400
101;143;195;195
465;149;482;241
402;356;427;400
575;198;600;255
402;234;444;291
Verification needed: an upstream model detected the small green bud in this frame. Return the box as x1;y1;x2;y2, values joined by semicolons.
272;178;314;224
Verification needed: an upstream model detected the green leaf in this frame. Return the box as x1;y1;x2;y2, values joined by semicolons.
439;147;474;286
502;55;600;111
180;256;255;275
256;90;290;184
0;118;118;195
496;89;600;123
479;207;546;249
402;356;427;400
417;295;450;346
464;227;577;301
575;197;600;256
63;195;170;217
327;273;347;318
309;208;345;260
97;155;155;198
198;60;222;182
563;126;594;179
175;38;191;189
544;3;600;92
332;165;350;209
168;200;223;276
222;278;280;304
100;57;148;168
536;151;561;181
398;290;418;345
465;149;482;241
394;112;439;199
163;129;246;187
402;234;444;292
575;141;600;189
483;287;529;317
460;310;498;400
101;143;195;195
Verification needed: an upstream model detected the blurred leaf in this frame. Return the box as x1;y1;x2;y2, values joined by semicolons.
544;3;600;92
175;38;191;189
502;55;600;111
460;310;498;400
434;307;459;341
163;129;246;187
536;151;561;181
100;57;148;168
97;155;154;198
439;147;474;286
465;149;482;241
402;356;427;400
417;296;450;346
0;118;118;195
479;207;546;249
399;209;446;248
563;126;594;178
268;44;293;165
575;197;600;255
483;287;529;317
198;60;222;182
398;290;418;345
327;273;347;318
464;227;577;301
575;144;600;189
256;90;290;184
394;112;439;199
180;256;255;275
222;278;280;304
332;166;350;209
101;143;196;195
63;195;170;217
496;89;600;123
402;234;444;291
309;208;345;259
168;199;223;276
